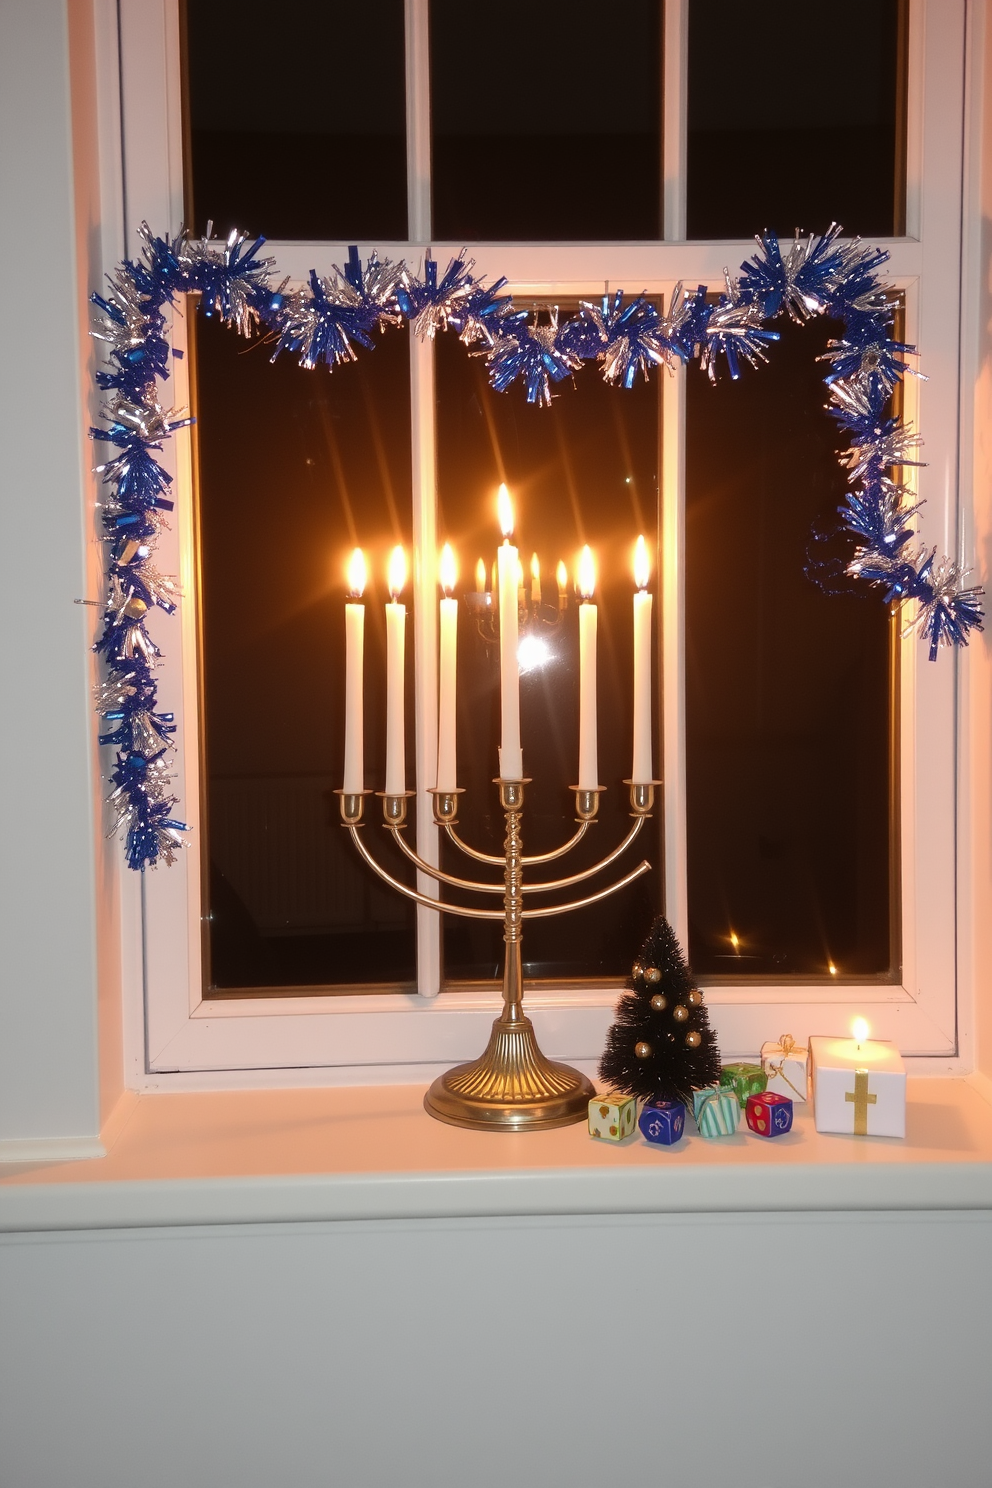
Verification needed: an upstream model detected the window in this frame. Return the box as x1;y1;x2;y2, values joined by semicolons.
116;0;965;1081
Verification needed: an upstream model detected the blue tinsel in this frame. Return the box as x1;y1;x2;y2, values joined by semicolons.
89;221;983;868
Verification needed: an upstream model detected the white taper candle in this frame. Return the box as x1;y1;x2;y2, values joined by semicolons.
343;548;366;795
497;485;523;779
632;535;653;784
577;545;598;791
385;545;407;795
436;543;458;792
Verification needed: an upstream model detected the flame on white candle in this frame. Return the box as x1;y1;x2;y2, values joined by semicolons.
577;545;596;600
634;534;650;591
347;548;367;598
439;542;456;596
852;1017;870;1047
498;483;514;540
556;560;568;597
388;545;407;599
476;558;487;593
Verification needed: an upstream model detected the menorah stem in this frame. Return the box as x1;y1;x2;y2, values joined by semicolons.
500;778;525;1026
423;777;596;1131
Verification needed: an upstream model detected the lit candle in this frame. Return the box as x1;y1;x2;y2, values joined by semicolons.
577;545;598;791
631;534;653;784
808;1022;906;1138
556;560;568;613
385;545;407;796
531;552;542;607
496;484;523;780
436;543;458;793
343;548;366;796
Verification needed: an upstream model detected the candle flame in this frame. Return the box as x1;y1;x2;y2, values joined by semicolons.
497;482;514;539
476;558;487;593
577;545;596;600
730;931;740;952
439;542;457;596
556;560;568;594
852;1017;870;1045
388;545;407;599
531;552;540;582
634;534;650;590
828;962;838;976
346;548;366;598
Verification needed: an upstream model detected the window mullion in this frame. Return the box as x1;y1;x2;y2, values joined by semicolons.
410;313;441;998
405;0;431;240
663;0;688;241
661;357;688;947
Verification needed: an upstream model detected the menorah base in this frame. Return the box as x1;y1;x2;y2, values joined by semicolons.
424;1013;595;1131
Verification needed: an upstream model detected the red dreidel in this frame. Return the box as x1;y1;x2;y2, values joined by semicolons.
745;1090;793;1137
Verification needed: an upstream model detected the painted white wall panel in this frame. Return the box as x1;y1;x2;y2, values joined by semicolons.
1;1212;990;1488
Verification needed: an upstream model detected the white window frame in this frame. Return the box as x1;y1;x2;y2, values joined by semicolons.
111;0;972;1088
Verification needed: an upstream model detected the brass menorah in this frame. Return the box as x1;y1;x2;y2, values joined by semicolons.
338;778;655;1131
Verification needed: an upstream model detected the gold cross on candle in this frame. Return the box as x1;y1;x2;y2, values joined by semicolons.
845;1068;877;1135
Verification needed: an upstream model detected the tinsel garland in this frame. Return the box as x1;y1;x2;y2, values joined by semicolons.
90;222;984;869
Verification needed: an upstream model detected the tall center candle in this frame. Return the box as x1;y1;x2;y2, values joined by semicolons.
631;535;653;784
577;545;599;791
436;543;458;792
343;548;366;795
496;484;523;780
385;545;407;796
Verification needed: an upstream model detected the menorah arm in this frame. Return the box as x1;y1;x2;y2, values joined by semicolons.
522;859;651;918
389;827;503;893
517;815;645;893
444;819;589;867
348;827;505;919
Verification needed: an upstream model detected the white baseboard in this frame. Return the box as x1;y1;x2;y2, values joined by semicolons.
0;1134;106;1164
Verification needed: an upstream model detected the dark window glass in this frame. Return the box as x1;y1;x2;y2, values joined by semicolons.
686;0;906;240
430;0;662;242
192;314;416;992
435;329;662;983
182;0;407;241
685;315;898;981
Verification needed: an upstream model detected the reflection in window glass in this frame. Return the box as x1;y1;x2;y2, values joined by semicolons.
193;316;416;991
435;330;662;983
183;0;407;241
430;0;662;242
685;316;898;981
687;0;906;240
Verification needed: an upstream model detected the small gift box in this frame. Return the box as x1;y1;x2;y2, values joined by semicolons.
760;1034;808;1103
638;1101;686;1146
808;1035;906;1138
588;1094;637;1142
719;1062;767;1108
745;1090;794;1138
692;1086;740;1138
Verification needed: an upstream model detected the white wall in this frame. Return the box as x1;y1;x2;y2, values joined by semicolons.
2;1210;990;1488
0;0;106;1148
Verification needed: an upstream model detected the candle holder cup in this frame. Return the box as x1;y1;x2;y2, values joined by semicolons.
340;770;656;1131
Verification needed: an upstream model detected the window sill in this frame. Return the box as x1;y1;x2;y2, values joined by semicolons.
2;1077;991;1233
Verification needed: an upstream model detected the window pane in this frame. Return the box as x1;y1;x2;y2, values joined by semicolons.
193;314;416;991
430;0;661;241
182;0;407;241
435;331;662;983
686;0;906;240
685;315;898;981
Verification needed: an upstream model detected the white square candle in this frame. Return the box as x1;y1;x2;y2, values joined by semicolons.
808;1034;906;1139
